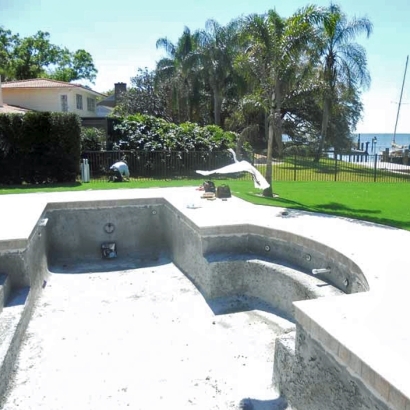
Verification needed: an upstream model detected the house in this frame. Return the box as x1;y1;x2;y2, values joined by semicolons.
96;82;127;116
0;79;30;114
1;78;105;118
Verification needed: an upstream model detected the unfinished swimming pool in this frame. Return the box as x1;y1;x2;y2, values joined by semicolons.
1;193;392;410
43;199;368;317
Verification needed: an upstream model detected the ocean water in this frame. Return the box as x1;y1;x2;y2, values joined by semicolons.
283;133;410;153
351;133;410;153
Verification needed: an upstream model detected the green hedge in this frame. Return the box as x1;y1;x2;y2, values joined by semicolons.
0;112;81;184
109;114;239;152
81;127;105;151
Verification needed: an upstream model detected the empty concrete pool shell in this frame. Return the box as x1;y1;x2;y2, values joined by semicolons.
45;200;367;300
0;188;409;409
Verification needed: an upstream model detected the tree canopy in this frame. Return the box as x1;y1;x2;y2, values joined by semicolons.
0;27;97;83
112;4;373;196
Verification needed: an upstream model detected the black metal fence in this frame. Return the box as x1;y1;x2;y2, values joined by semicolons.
80;150;410;183
80;150;244;180
284;151;410;182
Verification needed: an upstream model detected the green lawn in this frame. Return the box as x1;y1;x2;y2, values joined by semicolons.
231;181;410;230
1;179;410;230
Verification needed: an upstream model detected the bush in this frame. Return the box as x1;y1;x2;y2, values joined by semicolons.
0;114;25;184
110;114;238;152
81;127;105;151
0;112;81;184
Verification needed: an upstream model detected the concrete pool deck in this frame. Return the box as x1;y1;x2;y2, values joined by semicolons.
0;187;410;409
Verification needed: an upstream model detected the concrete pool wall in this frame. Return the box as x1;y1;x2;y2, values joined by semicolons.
43;199;365;307
0;216;48;396
45;198;167;269
0;189;406;409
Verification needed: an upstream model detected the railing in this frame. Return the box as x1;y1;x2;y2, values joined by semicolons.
282;152;410;182
81;150;250;180
80;150;410;183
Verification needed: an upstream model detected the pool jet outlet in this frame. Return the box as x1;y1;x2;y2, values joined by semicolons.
101;243;117;259
312;267;331;275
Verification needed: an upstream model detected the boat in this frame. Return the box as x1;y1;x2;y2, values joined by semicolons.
390;55;409;156
349;148;367;154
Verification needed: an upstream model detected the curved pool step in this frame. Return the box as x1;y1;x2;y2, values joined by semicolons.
205;254;344;320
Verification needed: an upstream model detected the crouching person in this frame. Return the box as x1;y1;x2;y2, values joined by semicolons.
109;160;130;182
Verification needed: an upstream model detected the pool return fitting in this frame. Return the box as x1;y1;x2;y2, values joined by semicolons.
312;267;331;275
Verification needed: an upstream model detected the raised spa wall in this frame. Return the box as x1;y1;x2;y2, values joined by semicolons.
0;197;386;410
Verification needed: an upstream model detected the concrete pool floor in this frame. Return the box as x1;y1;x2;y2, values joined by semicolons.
0;187;410;409
0;261;292;409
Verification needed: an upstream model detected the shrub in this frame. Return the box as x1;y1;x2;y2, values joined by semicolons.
0;112;81;184
81;127;105;151
110;114;238;152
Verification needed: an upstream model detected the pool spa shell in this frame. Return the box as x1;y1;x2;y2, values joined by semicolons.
0;197;389;410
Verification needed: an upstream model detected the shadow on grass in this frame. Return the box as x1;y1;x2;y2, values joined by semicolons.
315;202;381;214
0;182;82;191
241;192;410;230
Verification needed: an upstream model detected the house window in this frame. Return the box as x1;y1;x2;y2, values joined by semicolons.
76;94;83;110
87;97;96;112
60;95;68;112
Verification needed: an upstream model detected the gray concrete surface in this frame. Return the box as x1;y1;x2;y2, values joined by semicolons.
0;261;292;410
0;187;409;409
274;328;391;410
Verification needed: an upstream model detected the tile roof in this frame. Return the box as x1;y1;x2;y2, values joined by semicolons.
2;79;74;88
2;78;105;96
0;104;31;114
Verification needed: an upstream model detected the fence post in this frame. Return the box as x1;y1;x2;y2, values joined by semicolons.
403;149;409;166
294;152;297;181
373;153;378;182
334;153;338;181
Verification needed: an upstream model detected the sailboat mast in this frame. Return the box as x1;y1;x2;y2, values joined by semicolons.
393;55;409;144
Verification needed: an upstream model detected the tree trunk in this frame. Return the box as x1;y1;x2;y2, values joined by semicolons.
274;87;283;159
213;90;222;126
315;95;331;162
263;107;274;197
274;110;283;157
263;80;282;196
235;130;247;161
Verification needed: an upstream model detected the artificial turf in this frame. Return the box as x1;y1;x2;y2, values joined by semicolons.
1;178;410;231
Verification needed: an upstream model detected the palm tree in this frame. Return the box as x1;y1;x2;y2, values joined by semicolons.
195;19;242;126
241;7;320;196
314;4;372;161
156;27;201;123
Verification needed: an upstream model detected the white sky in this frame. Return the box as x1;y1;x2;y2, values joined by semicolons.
3;0;410;133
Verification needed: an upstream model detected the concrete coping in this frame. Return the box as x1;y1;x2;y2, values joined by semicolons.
294;296;410;409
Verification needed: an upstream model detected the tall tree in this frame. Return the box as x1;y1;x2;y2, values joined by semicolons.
195;19;242;127
47;48;98;83
156;27;202;123
0;27;17;81
241;7;319;196
0;27;97;83
12;31;60;79
114;68;169;118
325;83;364;153
314;4;372;161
